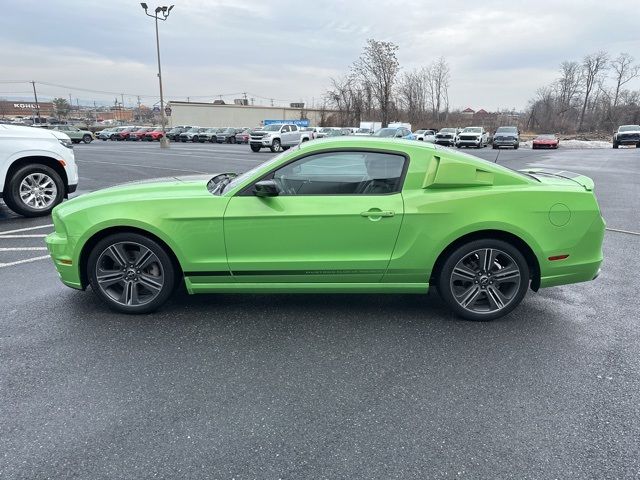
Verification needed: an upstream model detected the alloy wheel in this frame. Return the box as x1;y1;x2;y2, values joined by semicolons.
19;173;58;210
449;248;521;315
95;241;165;307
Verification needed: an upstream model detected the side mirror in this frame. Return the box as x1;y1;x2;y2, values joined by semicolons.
253;179;279;197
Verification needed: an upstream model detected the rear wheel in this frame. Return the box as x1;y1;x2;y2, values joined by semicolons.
82;134;92;144
87;233;176;314
437;239;529;321
4;164;65;217
230;136;236;144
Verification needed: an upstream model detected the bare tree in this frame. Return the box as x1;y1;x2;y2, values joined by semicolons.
578;51;609;131
352;39;399;127
426;57;451;123
611;53;639;108
397;68;429;127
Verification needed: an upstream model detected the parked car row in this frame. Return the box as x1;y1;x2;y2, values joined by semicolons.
165;126;253;144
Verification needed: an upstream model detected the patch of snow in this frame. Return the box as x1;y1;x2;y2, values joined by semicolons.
519;140;613;149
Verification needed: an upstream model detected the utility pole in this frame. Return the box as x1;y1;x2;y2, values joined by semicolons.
140;3;174;148
30;81;41;123
270;98;274;107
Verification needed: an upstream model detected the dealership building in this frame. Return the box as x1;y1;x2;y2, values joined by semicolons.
166;101;335;128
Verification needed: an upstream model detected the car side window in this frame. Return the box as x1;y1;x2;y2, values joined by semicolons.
290;125;298;132
271;151;406;196
281;125;290;133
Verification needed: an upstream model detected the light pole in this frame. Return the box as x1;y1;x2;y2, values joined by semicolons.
140;3;174;148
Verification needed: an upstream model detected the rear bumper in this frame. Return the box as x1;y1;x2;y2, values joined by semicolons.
539;215;605;288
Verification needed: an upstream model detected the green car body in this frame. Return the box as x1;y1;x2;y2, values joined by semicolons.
46;137;604;320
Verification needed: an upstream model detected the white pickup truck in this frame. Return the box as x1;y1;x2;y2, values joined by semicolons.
249;124;311;152
1;125;78;217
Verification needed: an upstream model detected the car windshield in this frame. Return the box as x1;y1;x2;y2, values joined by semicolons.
373;128;396;137
356;128;370;133
219;146;300;195
186;128;200;133
619;125;640;132
537;135;556;139
263;124;282;132
496;127;517;134
440;128;456;133
462;127;482;133
415;130;426;134
320;127;335;133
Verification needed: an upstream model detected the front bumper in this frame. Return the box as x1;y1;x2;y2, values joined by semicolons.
45;231;83;290
435;138;454;145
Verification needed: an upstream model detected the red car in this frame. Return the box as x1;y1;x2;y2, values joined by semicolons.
235;129;251;144
117;126;139;141
129;127;155;141
532;134;559;149
144;128;165;141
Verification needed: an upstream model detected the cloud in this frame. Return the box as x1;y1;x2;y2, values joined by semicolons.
1;0;639;110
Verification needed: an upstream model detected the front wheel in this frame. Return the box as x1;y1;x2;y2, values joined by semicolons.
250;144;261;152
270;139;282;153
3;164;65;217
613;143;619;149
437;239;529;321
87;233;177;314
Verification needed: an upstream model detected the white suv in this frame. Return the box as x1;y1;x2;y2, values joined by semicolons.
249;124;310;152
1;125;78;217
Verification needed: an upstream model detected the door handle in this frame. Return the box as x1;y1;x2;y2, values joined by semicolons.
360;209;395;218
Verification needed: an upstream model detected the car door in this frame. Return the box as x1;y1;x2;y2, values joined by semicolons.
223;150;407;283
279;125;291;145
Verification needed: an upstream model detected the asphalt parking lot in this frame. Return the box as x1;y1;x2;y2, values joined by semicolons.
1;141;639;479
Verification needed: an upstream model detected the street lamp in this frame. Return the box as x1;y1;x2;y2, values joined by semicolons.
140;3;174;148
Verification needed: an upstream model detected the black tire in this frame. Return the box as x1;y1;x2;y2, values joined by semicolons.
102;137;108;141
87;232;177;314
514;143;519;150
492;145;498;149
230;136;236;144
250;144;261;152
192;136;199;142
437;238;530;321
3;164;65;217
613;143;619;149
82;134;92;144
636;143;640;148
532;145;537;150
270;139;282;153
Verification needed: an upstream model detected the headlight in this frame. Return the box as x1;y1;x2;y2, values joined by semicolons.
58;138;73;149
263;134;272;139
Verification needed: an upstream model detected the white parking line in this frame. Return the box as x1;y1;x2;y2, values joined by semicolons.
0;224;53;235
0;234;48;238
0;255;50;268
606;227;640;236
0;247;48;251
76;159;208;173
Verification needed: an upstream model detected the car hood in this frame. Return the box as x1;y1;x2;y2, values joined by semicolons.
520;169;594;191
54;175;217;217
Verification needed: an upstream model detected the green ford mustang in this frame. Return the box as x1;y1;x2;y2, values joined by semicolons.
45;137;604;320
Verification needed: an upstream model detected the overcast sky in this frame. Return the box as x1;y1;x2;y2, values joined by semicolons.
1;0;639;111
